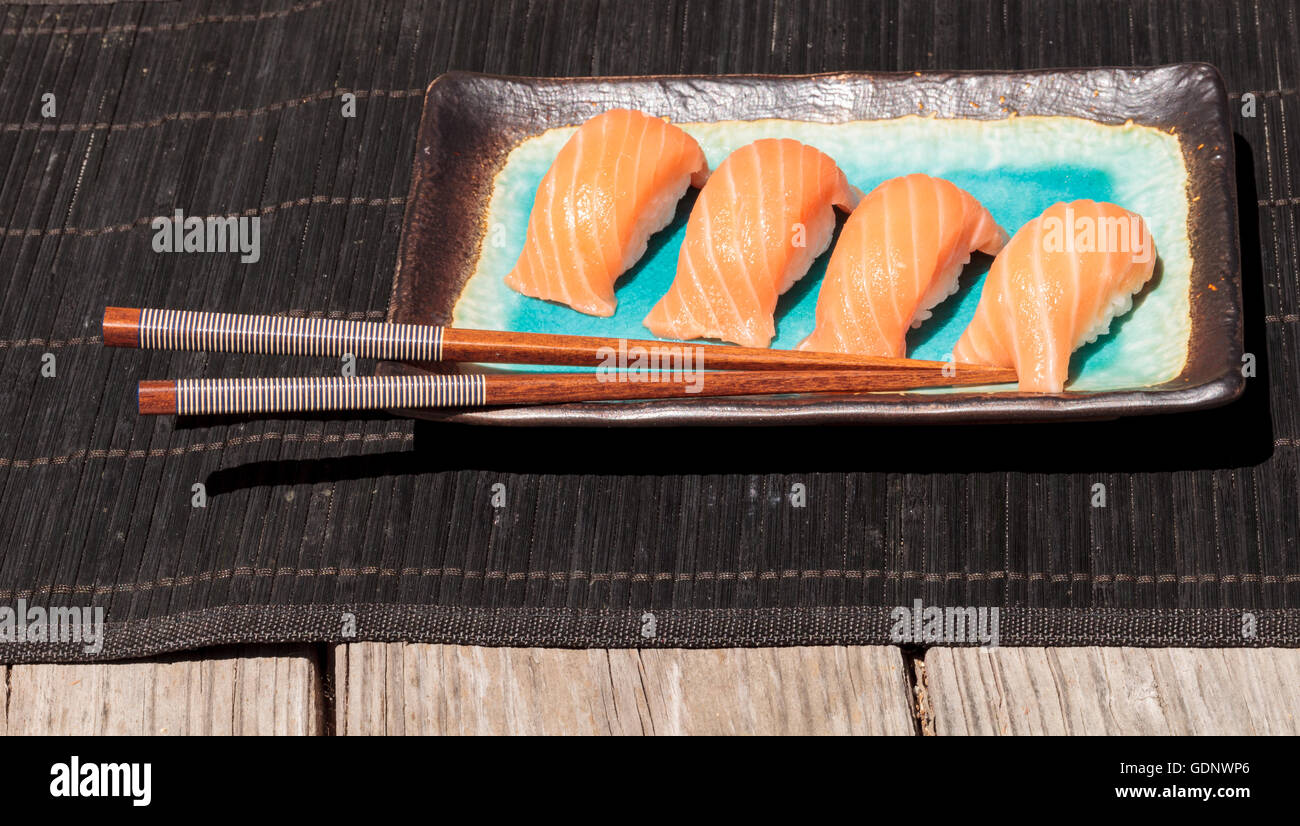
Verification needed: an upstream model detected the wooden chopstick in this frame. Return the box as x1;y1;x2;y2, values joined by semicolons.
137;368;1013;415
104;306;1016;379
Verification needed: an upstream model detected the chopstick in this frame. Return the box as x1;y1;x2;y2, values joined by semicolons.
137;368;1013;416
103;307;1016;378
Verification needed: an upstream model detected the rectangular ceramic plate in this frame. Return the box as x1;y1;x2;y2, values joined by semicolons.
382;65;1242;426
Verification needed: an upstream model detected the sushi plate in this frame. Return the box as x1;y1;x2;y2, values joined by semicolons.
381;65;1242;426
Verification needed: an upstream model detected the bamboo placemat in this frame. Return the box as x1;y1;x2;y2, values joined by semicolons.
0;0;1296;660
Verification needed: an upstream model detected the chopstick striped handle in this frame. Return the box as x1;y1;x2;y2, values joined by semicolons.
114;307;446;360
147;375;487;415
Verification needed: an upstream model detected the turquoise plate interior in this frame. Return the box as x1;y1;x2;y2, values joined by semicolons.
454;116;1191;392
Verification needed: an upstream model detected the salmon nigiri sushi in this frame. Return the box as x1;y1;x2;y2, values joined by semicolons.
505;109;709;317
642;139;860;348
798;174;1007;357
953;200;1157;393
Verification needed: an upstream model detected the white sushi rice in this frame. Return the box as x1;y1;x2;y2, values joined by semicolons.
618;174;697;275
909;251;972;328
1076;289;1138;348
776;205;838;296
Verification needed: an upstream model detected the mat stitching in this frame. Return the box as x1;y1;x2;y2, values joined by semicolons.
3;567;1295;599
0;0;336;37
0;335;103;349
0;86;1276;138
2;195;406;238
0;430;413;467
1229;89;1299;98
4;431;1291;469
0;87;425;134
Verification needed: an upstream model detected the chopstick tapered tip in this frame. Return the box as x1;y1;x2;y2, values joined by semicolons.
954;362;1018;384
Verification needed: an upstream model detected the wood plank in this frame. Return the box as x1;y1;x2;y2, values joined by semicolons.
334;644;643;735
4;646;323;735
633;647;916;735
924;647;1300;735
334;644;916;735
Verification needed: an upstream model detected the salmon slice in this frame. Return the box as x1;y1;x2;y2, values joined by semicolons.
642;139;859;348
505;109;709;317
952;200;1158;393
798;174;1007;357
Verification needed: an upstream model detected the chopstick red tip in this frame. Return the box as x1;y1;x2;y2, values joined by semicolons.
103;307;142;348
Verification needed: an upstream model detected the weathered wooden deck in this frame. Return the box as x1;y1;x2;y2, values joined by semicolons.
5;646;1296;735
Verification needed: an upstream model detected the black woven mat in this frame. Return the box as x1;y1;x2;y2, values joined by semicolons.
0;0;1296;661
